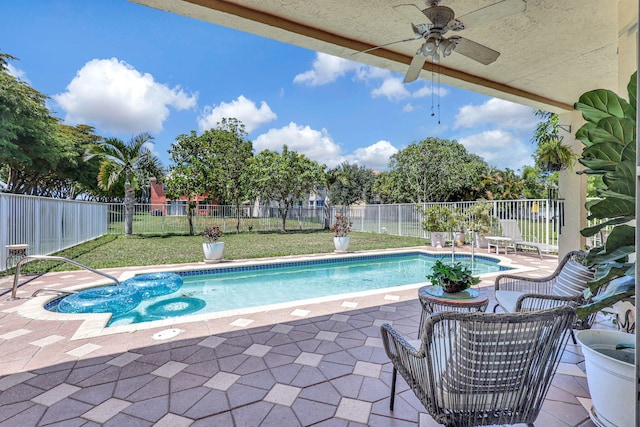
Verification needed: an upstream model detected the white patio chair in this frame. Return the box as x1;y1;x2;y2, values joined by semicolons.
381;306;576;427
487;219;557;259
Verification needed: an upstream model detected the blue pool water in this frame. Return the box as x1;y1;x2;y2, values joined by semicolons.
48;252;510;327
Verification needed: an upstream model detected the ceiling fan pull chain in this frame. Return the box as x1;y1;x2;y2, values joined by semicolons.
437;62;441;124
431;66;435;117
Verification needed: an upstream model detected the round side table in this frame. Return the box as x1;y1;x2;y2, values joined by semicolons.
417;285;489;338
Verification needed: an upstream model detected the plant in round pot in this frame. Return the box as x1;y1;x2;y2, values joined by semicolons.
417;205;463;248
426;259;480;293
331;214;352;253
202;226;224;263
573;72;636;427
465;200;497;248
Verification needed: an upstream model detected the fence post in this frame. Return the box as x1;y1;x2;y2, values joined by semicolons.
398;204;402;236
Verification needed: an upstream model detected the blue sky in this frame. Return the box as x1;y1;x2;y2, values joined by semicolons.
1;0;539;171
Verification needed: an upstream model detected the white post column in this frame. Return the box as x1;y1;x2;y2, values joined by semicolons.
557;111;587;258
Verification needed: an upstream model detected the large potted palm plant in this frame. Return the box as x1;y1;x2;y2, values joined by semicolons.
573;72;636;427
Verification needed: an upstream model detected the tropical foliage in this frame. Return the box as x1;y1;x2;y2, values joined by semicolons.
203;226;223;242
330;214;353;237
426;259;481;293
575;72;636;318
86;133;162;235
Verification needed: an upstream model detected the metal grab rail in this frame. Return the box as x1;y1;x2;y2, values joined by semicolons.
31;288;78;297
10;255;120;300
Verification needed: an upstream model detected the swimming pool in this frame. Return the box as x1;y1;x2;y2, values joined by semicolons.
47;251;510;327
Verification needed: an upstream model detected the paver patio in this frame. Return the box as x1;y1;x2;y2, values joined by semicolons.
0;247;607;426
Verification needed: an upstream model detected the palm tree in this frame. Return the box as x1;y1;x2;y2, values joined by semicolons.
86;133;162;235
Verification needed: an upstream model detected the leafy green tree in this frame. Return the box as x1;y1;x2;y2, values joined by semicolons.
206;118;254;233
520;165;548;199
165;131;210;236
165;119;254;235
86;133;162;235
327;162;375;207
372;171;402;204
251;145;326;231
386;137;488;203
0;53;63;194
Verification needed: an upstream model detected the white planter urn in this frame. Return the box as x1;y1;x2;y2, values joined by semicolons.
430;232;448;248
333;236;350;253
203;242;224;263
475;234;489;249
576;329;635;427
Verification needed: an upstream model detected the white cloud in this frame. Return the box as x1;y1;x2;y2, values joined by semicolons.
198;95;277;133
254;123;398;170
352;140;398;170
6;63;30;83
412;85;449;98
454;97;535;129
295;53;427;102
254;122;343;167
403;103;414;112
53;58;197;134
293;53;363;86
371;75;410;101
458;130;534;170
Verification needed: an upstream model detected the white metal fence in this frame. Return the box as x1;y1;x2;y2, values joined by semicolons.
0;194;108;271
2;195;600;271
106;203;326;235
106;199;566;247
334;199;565;247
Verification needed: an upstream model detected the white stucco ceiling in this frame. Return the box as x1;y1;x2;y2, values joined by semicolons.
132;0;631;113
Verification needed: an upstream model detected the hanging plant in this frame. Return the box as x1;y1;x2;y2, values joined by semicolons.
535;138;578;172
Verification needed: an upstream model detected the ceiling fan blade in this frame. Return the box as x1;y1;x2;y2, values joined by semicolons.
354;35;422;55
393;4;428;25
458;0;526;29
404;54;427;83
454;37;500;65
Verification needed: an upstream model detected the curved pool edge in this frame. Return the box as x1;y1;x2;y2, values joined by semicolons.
16;248;533;340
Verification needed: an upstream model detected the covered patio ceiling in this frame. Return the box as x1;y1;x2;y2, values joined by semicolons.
131;0;631;113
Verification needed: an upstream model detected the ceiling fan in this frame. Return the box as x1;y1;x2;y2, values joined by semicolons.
384;0;527;83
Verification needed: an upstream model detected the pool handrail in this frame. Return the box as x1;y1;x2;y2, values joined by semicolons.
10;255;120;300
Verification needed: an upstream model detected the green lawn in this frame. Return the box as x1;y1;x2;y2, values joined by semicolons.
10;230;427;275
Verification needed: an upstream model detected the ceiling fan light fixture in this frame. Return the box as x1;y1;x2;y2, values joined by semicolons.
422;35;438;54
439;38;456;56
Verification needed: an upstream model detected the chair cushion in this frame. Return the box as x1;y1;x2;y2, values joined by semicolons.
495;290;523;313
552;260;594;297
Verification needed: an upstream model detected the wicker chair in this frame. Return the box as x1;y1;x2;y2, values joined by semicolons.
381;306;576;427
493;250;597;339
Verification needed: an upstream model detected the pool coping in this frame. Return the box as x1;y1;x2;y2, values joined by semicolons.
15;248;534;340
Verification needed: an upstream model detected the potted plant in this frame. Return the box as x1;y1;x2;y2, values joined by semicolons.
465;200;497;248
573;72;636;427
426;259;480;293
417;205;463;248
202;225;224;263
331;214;353;253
